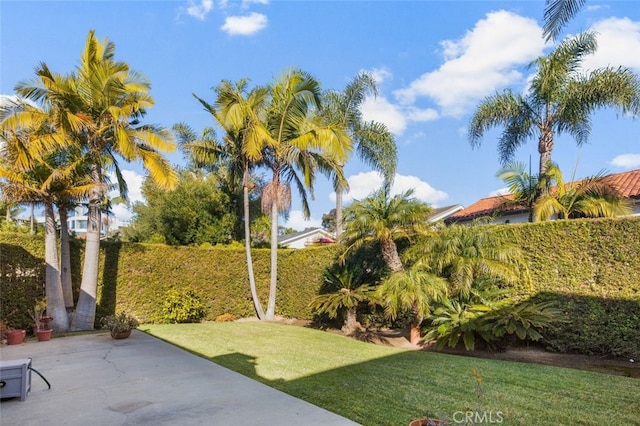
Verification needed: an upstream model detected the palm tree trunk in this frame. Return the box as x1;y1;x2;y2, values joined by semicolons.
244;166;265;319
30;203;35;234
72;165;102;330
342;306;361;335
58;206;74;310
266;197;279;320
44;201;69;332
381;238;404;273
409;306;423;345
538;127;554;175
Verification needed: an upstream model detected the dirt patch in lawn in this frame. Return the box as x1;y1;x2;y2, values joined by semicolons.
262;318;639;379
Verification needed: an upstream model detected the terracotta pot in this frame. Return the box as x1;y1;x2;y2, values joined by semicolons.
37;329;53;341
409;419;446;426
7;329;26;345
111;330;132;339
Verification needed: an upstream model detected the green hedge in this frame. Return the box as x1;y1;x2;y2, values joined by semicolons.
1;217;639;357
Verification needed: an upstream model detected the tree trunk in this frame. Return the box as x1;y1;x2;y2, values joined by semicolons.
538;127;554;175
72;165;102;330
409;307;423;346
30;203;35;234
266;196;279;320
381;238;404;273
58;206;74;310
341;306;362;335
44;201;69;332
244;166;265;319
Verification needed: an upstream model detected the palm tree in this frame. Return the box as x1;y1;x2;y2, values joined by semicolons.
378;268;448;345
183;78;272;319
13;31;178;330
410;223;529;299
534;164;631;221
321;72;397;236
0;104;94;331
261;69;351;320
497;162;541;222
469;32;640;176
341;187;431;274
543;0;587;42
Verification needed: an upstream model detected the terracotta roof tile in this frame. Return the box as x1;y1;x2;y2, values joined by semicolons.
448;169;640;222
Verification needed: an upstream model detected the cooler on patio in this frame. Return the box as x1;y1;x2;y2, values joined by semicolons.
0;358;32;401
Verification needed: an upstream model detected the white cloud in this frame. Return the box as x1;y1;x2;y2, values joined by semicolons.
186;0;214;21
361;95;409;135
394;10;546;117
331;171;448;207
366;67;393;84
243;0;269;6
0;94;38;109
107;169;146;222
283;210;321;232
490;187;510;197
582;17;640;72
611;153;640;169
221;12;268;36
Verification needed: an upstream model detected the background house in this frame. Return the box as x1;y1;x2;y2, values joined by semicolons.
447;169;640;225
278;227;336;249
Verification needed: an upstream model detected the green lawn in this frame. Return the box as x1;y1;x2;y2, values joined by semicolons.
143;322;639;426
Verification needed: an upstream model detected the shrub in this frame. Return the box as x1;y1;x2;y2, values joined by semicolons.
161;288;207;323
215;313;236;322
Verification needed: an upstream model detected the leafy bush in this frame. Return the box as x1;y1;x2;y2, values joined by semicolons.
215;313;237;322
161;288;207;323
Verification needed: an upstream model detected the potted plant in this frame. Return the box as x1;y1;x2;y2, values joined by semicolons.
5;323;26;345
101;312;139;339
30;299;53;341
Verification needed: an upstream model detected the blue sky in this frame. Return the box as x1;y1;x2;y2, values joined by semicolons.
2;1;640;231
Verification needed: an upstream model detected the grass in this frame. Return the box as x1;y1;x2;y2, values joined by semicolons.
143;322;639;426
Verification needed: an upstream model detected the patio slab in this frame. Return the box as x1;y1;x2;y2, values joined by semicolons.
0;330;359;425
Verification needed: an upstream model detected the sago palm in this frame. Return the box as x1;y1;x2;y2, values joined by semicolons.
469;31;640;176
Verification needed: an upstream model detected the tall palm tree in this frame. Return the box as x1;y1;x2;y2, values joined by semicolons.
534;164;631;221
469;32;640;176
321;72;397;236
261;69;351;320
543;0;587;42
341;187;431;274
13;31;178;330
183;78;272;319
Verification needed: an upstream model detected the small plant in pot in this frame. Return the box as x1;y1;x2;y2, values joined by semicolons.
30;299;53;341
101;312;139;339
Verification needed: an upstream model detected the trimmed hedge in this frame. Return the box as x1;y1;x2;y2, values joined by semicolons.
1;216;639;357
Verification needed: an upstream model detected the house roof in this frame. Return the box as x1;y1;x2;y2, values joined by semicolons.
277;227;335;245
447;169;640;223
428;204;465;222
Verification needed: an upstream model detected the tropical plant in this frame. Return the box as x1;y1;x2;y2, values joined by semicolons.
320;72;397;236
183;78;271;319
534;163;631;221
260;69;351;320
378;268;448;345
425;297;563;351
342;187;432;274
469;31;640;176
12;31;178;330
409;223;530;298
543;0;586;42
0;99;95;332
309;263;378;334
100;311;139;333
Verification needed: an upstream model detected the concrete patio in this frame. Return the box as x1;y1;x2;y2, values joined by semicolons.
0;330;359;425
